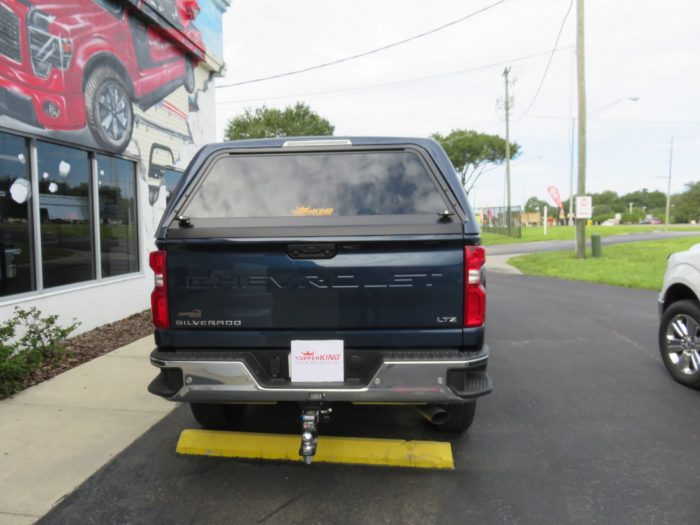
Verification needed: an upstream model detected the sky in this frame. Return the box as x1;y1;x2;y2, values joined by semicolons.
214;0;700;209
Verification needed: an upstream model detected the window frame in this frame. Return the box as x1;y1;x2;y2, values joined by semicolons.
0;130;141;304
0;132;35;295
36;139;95;288
96;153;140;278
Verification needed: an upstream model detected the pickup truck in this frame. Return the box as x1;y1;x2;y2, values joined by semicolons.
147;137;492;462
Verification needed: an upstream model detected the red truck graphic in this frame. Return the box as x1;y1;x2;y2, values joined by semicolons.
0;0;204;153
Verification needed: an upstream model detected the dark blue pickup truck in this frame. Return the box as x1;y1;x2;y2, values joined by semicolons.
147;137;491;462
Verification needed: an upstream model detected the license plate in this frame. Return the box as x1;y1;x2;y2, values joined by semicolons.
290;340;344;383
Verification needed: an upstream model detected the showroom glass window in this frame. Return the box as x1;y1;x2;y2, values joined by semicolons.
0;132;33;296
97;155;138;276
37;141;94;288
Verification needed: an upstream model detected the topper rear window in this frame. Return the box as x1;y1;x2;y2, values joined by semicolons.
183;151;448;219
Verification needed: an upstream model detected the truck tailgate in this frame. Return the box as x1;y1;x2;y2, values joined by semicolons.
166;237;464;342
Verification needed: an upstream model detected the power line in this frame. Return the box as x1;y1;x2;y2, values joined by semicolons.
216;0;509;89
217;46;574;107
513;0;574;121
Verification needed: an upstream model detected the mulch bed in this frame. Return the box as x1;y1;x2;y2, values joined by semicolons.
20;310;153;393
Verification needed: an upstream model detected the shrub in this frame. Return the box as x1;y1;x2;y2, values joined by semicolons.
0;307;79;398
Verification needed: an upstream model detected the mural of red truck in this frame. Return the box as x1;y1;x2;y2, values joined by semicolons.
0;0;204;153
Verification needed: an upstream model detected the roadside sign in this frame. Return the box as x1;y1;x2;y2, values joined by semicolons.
576;196;593;219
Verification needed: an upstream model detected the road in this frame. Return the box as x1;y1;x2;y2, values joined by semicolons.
40;274;700;525
488;229;700;255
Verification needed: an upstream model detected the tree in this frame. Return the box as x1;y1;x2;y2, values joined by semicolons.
591;204;614;222
591;191;620;208
225;102;334;140
432;129;520;192
620;188;666;212
673;182;700;224
524;196;548;213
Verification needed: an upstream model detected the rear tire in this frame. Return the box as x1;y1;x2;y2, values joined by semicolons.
432;402;476;433
189;403;245;430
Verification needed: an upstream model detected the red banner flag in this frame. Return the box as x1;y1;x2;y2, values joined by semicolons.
547;186;565;218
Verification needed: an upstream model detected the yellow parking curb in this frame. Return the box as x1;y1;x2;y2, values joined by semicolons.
176;429;454;469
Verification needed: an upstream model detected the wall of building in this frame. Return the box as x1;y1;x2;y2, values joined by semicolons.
0;0;229;334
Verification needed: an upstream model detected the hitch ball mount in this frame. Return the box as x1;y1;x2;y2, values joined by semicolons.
299;405;332;464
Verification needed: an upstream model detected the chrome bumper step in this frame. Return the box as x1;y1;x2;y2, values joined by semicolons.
149;347;491;404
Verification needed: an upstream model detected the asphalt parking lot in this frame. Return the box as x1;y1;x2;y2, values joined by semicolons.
40;273;700;525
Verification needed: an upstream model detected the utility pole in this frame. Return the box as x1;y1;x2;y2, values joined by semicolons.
665;136;674;226
575;0;587;258
568;117;575;226
503;67;512;235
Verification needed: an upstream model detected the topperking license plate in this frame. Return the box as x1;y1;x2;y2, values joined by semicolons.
290;340;344;383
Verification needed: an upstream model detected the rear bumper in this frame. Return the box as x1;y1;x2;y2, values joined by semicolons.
148;347;491;404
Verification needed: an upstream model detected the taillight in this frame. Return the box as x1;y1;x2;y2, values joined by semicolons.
149;250;170;329
464;246;486;327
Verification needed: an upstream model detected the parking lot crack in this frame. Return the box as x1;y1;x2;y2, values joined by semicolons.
611;330;653;356
257;491;311;523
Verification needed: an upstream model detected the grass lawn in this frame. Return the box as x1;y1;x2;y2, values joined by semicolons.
508;236;700;290
481;224;700;246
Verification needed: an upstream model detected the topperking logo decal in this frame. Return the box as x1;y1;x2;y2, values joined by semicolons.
293;351;342;362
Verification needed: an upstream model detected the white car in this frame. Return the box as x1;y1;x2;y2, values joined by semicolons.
658;243;700;389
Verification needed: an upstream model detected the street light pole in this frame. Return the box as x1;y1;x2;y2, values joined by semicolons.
575;0;587;259
503;67;512;235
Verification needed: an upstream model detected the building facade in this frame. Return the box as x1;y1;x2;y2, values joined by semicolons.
0;0;229;333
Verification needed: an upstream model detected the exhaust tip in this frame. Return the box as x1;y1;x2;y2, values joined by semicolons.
430;411;450;426
417;405;450;426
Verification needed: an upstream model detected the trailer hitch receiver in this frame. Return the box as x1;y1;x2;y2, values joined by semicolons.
299;406;332;464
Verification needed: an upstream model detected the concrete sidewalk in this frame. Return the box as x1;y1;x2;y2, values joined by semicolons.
485;253;522;275
0;337;174;525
